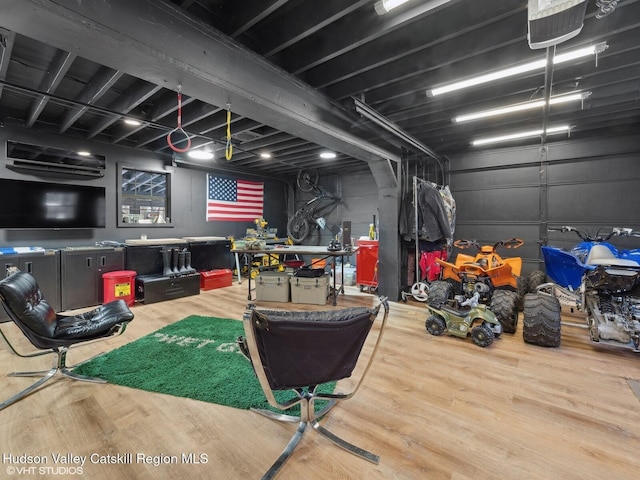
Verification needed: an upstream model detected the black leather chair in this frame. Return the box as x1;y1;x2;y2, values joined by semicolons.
0;271;134;411
237;297;389;480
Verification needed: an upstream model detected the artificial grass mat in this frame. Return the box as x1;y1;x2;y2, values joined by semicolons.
74;315;334;411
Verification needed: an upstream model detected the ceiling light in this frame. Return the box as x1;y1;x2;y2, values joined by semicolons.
77;151;91;157
375;0;452;17
374;0;411;15
260;153;272;159
124;118;142;126
472;125;571;146
320;151;336;159
188;150;214;160
427;42;607;97
454;92;591;123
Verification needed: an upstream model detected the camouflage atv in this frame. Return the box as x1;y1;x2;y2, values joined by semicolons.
427;238;526;334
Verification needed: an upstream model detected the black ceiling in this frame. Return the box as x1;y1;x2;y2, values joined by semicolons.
0;0;638;181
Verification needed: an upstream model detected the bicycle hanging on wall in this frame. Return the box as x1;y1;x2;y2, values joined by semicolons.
287;170;341;244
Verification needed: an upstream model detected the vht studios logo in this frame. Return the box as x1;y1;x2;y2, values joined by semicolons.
182;453;208;464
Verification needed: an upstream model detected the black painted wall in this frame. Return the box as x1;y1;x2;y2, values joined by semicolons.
0;125;289;249
3;123;640;291
447;132;640;275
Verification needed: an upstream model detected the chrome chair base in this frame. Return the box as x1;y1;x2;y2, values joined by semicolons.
253;391;379;480
1;347;106;411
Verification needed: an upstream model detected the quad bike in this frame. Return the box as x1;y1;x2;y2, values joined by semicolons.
424;291;503;347
524;226;640;351
427;238;526;334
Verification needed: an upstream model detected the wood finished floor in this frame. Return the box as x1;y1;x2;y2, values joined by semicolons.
1;282;640;480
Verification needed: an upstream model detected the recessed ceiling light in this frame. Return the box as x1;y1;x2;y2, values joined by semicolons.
77;151;91;157
320;151;336;159
188;150;214;160
124;118;142;126
260;153;272;159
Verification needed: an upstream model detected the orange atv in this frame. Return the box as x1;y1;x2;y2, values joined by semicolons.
427;238;524;333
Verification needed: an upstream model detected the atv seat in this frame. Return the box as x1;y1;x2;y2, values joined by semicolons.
441;304;475;317
585;245;640;267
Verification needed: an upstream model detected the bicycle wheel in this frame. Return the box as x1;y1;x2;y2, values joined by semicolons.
287;215;310;244
297;169;318;192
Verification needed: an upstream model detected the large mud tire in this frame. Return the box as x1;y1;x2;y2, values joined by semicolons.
527;270;547;293
490;289;519;334
516;276;527;311
427;280;453;307
522;293;561;347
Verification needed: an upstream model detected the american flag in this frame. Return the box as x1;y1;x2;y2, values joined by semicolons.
206;174;264;222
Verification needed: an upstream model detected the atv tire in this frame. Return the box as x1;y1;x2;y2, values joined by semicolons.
490;289;519;334
527;270;547;293
470;324;495;347
425;315;446;336
427;280;453;307
522;293;561;347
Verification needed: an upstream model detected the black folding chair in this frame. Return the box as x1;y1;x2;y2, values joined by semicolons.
237;297;389;479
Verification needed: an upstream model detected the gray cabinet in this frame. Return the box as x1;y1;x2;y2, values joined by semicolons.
61;247;125;311
0;250;61;321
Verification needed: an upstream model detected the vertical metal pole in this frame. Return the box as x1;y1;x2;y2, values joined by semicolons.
413;176;419;284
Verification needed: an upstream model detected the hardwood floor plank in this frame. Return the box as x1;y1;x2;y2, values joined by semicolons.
1;283;640;479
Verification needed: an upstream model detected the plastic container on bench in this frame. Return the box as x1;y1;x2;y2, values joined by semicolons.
200;269;233;290
256;271;290;302
290;274;329;305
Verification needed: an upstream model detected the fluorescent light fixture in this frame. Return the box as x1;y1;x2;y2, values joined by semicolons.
374;0;411;15
427;42;607;97
375;0;452;16
77;151;91;157
188;150;214;160
260;153;272;159
320;151;337;159
454;92;590;123
472;125;571;146
124;118;142;126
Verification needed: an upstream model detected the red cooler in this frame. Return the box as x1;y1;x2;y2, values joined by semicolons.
102;270;137;306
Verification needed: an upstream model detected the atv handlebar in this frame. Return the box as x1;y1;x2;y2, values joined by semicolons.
549;226;640;241
453;238;523;251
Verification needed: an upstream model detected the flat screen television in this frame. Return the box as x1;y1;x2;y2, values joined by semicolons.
0;178;106;229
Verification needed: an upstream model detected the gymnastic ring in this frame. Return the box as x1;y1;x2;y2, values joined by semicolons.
167;127;192;153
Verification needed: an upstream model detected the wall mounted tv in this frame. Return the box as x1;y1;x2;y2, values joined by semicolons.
0;178;106;229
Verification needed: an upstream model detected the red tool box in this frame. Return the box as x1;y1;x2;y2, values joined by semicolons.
200;269;233;290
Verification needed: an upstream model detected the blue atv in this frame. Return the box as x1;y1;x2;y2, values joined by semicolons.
524;226;640;351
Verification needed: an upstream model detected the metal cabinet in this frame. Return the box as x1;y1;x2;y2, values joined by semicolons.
0;250;61;321
60;247;125;310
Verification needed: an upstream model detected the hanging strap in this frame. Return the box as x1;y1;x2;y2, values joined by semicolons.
167;86;192;153
225;104;233;160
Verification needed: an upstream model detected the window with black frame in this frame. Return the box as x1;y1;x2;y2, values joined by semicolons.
118;165;171;226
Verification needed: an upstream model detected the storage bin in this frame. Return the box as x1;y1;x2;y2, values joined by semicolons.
200;269;233;290
332;265;356;286
102;270;136;306
290;274;329;305
256;271;290;302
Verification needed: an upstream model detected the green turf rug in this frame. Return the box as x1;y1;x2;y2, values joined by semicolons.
74;315;334;411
